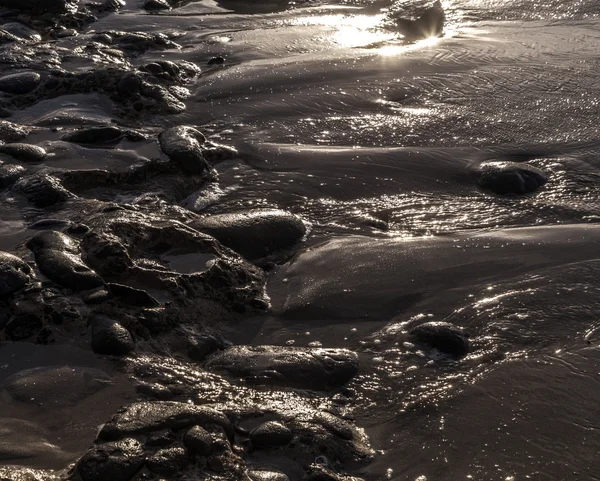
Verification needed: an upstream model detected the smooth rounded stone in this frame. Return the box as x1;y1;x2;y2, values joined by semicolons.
0;143;46;163
2;366;111;406
144;0;171;10
77;438;145;481
81;231;134;277
0;72;41;95
32;250;104;291
117;72;143;96
250;421;293;449
1;23;41;42
99;401;234;442
0;419;67;463
106;283;160;307
5;314;42;341
91;317;134;356
13;174;73;207
183;425;213;456
190;209;306;260
147;447;189;475
28;219;71;230
408;321;470;357
61;126;124;146
0;251;31;298
26;230;79;254
477;161;548;195
204;346;359;390
207;56;226;66
0;164;26;188
0;0;71;12
249;471;291;481
158;125;208;174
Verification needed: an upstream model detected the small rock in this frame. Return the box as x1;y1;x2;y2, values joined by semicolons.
0;143;46;162
91;317;134;356
249;471;291;481
477;161;548;195
159;125;208;174
187;333;226;362
77;438;145;481
14;173;74;207
207;56;225;66
146;429;177;448
144;0;171;10
147;447;189;475
0;251;31;298
0;72;41;95
409;321;470;357
183;425;213;456
26;230;80;254
250;421;293;449
5;313;42;340
62;126;124;146
33;250;104;291
107;283;160;307
0;164;26;188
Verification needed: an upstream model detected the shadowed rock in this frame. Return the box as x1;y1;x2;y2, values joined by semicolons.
77;438;145;481
159;125;209;174
409;321;470;357
91;317;134;356
0;252;31;298
250;421;293;449
204;345;359;389
0;72;41;95
477;161;548;195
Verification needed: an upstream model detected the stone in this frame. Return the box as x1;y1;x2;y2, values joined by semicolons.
250;421;293;449
183;425;213;456
77;438;145;481
207;56;226;66
61;126;125;146
0;164;26;188
190;209;306;260
0;72;41;95
91;317;134;356
99;401;234;442
0;120;30;143
0;251;31;298
107;283;160;307
249;471;291;481
159;125;208;174
26;230;80;254
32;250;104;291
204;346;359;390
5;313;42;340
0;143;46;163
187;333;226;362
409;321;470;357
477;161;548;195
13;174;74;208
146;429;177;448
146;447;189;475
144;0;171;10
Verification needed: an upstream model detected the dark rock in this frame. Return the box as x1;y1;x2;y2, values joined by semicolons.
61;126;125;146
183;425;214;456
99;401;234;442
207;56;226;66
477;162;548;195
409;321;470;357
0;251;31;298
146;429;176;448
136;381;173;400
0;72;41;95
117;72;142;96
28;219;71;230
0;164;26;188
147;447;189;475
77;438;145;481
0;143;46;163
26;230;80;254
190;209;306;260
394;1;445;40
91;317;134;356
0;120;30;143
81;232;134;276
107;283;160;307
13;173;74;207
2;22;42;42
33;250;104;291
144;0;171;10
5;313;42;340
204;345;359;390
250;421;293;449
187;333;226;362
159;125;208;174
83;289;112;304
249;471;291;481
313;412;354;440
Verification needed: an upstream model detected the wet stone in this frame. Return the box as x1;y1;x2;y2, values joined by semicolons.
147;447;189;475
190;209;306;260
0;164;25;188
14;173;74;208
107;283;160;307
77;438;145;481
187;333;227;362
0;251;31;298
0;72;41;95
477;161;548;195
204;345;359;390
0;120;30;143
33;250;104;291
250;421;293;449
159;125;208;174
26;230;80;254
183;425;213;456
144;0;171;10
0;143;46;163
207;56;226;66
61;126;125;146
409;321;470;357
249;471;291;481
91;317;134;356
146;429;177;448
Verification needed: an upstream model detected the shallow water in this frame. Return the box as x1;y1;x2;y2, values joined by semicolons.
2;0;600;478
